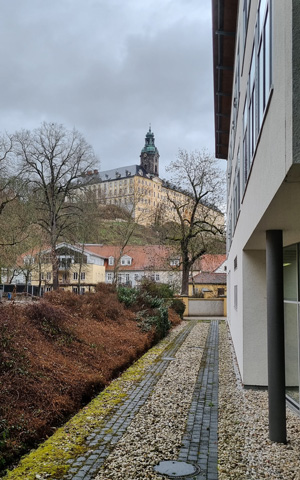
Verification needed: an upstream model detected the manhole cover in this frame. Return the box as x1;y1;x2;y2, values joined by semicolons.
153;460;201;477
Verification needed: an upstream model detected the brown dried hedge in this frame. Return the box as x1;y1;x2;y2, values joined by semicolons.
0;285;181;474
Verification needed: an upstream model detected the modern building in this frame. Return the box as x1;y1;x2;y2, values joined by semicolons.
212;0;300;440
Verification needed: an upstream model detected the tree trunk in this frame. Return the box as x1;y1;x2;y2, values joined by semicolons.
181;262;190;296
51;245;59;290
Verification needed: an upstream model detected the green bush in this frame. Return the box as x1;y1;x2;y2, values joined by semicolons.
135;305;170;338
170;298;186;318
117;286;138;307
117;283;172;339
139;279;174;299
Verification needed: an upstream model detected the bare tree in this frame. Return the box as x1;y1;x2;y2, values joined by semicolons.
0;132;30;236
164;149;225;295
14;122;98;289
0;132;19;216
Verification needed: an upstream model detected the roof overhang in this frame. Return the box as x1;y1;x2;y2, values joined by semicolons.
212;0;238;159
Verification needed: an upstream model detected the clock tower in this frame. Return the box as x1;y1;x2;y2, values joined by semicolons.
140;126;159;176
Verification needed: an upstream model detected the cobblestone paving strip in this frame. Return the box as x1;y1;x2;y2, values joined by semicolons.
178;319;219;480
62;321;197;480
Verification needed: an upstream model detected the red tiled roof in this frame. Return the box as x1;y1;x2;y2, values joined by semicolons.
191;272;227;285
193;254;226;273
84;244;179;271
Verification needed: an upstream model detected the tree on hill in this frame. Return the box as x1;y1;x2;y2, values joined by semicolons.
163;149;225;295
14;122;98;290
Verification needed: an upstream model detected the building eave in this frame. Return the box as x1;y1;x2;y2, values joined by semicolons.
212;0;238;159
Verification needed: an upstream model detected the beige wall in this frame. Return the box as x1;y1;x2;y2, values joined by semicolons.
31;263;105;289
188;283;226;298
76;173;221;227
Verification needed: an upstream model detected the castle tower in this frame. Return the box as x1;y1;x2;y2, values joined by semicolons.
140;126;159;176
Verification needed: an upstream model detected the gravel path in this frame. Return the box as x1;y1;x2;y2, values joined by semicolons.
95;321;210;480
5;319;300;480
218;322;300;480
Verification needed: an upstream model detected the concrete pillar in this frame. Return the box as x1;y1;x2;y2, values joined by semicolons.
266;230;287;443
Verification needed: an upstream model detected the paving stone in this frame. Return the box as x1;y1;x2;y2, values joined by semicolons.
55;320;219;480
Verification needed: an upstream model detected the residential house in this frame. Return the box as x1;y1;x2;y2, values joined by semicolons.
27;243;106;294
189;254;226;297
84;244;182;292
212;0;300;439
189;272;227;298
192;254;226;275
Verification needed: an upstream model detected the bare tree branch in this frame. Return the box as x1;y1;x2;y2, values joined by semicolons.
14;122;99;289
163;149;226;295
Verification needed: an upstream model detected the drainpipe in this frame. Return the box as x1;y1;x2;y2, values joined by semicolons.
266;230;287;443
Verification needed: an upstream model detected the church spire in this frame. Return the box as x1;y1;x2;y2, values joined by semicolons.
140;126;160;177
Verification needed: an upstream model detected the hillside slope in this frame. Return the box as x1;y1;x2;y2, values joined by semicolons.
0;285;181;474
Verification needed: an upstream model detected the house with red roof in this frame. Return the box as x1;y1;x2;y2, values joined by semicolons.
189;254;227;298
83;244;182;291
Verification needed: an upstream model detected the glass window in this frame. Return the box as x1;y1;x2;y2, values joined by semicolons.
283;245;297;301
242;0;272;190
258;41;264;128
265;10;271;92
249;50;256;160
284;302;299;404
234;285;238;309
243;99;249;183
257;1;271;128
243;0;250;46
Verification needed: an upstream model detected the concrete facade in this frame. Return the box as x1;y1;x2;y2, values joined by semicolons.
212;0;300;392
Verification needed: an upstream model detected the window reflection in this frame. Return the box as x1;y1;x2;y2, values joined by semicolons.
283;245;297;301
283;244;299;406
284;303;299;404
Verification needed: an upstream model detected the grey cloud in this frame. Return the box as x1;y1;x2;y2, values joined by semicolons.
0;0;217;175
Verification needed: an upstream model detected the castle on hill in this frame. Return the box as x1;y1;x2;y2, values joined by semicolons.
77;127;188;225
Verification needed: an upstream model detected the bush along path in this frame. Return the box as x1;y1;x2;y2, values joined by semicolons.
0;284;183;475
3;320;198;480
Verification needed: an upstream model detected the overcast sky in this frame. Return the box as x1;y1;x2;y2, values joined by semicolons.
0;0;219;178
